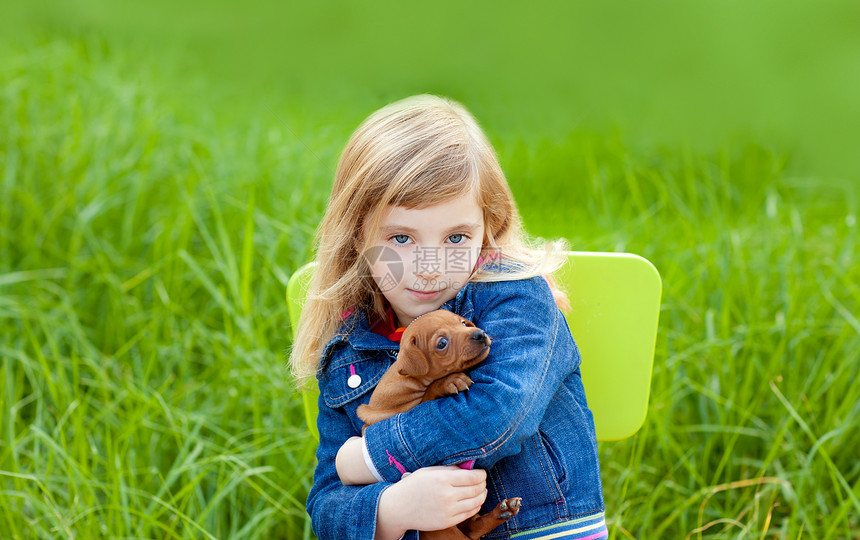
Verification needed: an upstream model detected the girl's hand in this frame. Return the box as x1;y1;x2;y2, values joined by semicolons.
375;466;487;537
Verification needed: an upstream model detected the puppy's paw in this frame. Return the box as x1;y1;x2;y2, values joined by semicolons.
424;372;474;401
497;498;522;520
442;372;473;395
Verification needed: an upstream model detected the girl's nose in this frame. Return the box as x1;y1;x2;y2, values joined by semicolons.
415;268;441;281
413;260;442;281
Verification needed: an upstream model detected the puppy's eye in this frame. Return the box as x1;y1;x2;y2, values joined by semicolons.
436;337;448;350
461;321;467;326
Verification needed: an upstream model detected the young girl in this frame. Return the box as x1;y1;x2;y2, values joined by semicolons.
289;94;606;540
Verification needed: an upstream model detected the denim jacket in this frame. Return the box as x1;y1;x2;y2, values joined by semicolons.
306;275;605;539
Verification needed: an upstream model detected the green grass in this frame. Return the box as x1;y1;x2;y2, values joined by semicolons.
2;28;859;540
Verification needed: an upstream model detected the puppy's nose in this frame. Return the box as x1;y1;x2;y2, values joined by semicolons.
471;329;488;343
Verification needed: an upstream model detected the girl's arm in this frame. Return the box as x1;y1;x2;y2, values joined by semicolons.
361;275;582;482
336;436;379;485
307;397;392;540
310;379;487;539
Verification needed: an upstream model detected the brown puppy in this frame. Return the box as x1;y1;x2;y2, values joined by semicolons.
357;310;522;540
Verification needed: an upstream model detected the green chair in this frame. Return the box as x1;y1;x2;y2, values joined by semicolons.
288;251;662;442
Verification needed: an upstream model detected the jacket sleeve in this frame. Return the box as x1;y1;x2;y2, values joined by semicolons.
363;275;580;482
307;382;393;540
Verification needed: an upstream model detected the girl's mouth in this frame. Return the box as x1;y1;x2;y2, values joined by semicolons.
408;288;444;300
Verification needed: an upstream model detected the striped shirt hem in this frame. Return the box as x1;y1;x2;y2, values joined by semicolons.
509;512;608;540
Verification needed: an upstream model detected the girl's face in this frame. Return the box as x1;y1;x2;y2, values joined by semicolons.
363;193;485;328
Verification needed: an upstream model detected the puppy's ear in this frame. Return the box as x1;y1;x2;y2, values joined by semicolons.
397;336;430;378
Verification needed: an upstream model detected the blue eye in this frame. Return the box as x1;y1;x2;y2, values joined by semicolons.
436;337;448;350
448;234;465;244
391;234;411;245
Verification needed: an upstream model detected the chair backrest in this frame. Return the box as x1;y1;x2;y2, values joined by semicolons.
288;251;662;442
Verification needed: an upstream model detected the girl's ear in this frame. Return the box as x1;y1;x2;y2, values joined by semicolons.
397;337;430;378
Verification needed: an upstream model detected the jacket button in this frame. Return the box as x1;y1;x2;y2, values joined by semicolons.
347;374;362;388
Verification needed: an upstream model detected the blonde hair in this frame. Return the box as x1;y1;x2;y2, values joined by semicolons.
289;94;571;387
